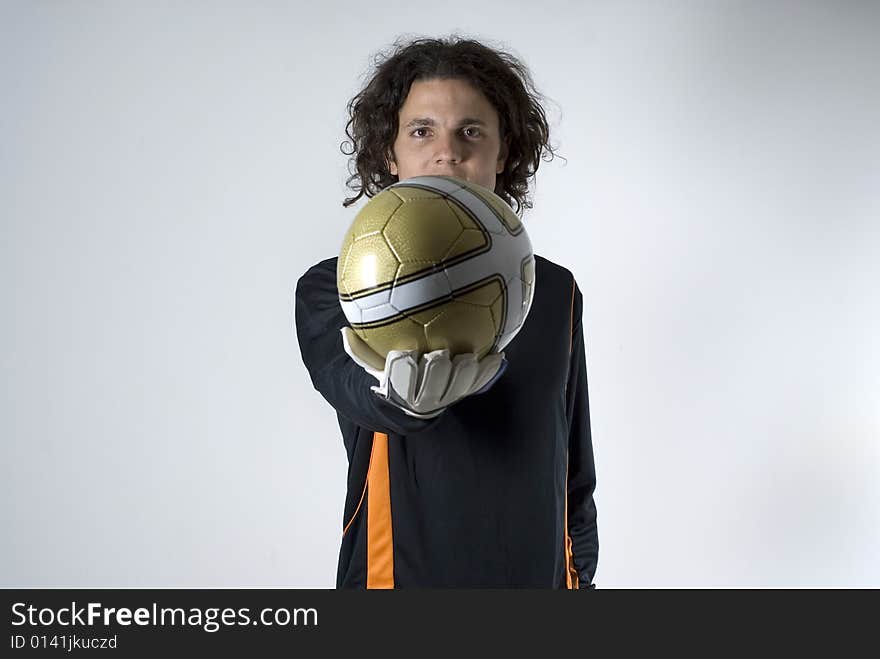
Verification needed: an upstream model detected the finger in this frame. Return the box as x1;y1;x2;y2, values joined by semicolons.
387;351;419;403
414;350;452;408
413;349;447;394
340;327;386;373
441;353;479;405
372;385;444;419
471;353;506;394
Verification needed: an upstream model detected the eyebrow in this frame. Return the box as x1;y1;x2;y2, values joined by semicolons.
404;117;488;128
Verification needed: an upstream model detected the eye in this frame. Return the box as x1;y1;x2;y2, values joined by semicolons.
464;127;481;138
411;127;430;138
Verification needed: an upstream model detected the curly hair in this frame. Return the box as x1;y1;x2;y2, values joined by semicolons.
340;35;562;216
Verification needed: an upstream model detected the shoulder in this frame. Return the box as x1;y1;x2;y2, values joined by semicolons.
301;256;338;278
534;253;572;277
295;256;339;302
297;256;338;287
534;253;576;289
534;254;583;321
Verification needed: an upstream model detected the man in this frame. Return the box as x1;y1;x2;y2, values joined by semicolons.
295;36;598;588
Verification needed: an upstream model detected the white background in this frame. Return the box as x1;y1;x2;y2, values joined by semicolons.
2;0;878;587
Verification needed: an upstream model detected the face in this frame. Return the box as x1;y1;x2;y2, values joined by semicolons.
388;77;508;191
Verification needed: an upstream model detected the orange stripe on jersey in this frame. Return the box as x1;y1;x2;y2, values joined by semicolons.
564;276;579;589
367;432;395;589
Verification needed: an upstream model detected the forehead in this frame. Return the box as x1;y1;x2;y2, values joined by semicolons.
399;78;499;125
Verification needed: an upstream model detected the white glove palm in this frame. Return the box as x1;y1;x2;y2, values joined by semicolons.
340;327;507;419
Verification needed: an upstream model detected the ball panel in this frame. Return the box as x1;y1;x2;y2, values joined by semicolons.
441;228;490;262
389;185;448;202
522;256;536;287
453;277;503;307
341;300;362;325
339;234;399;295
349;191;404;238
359;314;428;356
521;257;536;317
461;182;523;234
389;265;453;312
354;287;392;312
423;301;498;358
384;199;464;264
394;260;439;284
337;231;356;292
442;197;483;232
489;292;506;340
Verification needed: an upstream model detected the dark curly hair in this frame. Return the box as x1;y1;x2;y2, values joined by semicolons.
340;34;562;216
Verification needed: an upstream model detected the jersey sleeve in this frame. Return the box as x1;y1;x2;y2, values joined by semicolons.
294;260;445;436
566;278;600;588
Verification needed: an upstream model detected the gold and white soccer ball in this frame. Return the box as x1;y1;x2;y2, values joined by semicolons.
337;175;536;360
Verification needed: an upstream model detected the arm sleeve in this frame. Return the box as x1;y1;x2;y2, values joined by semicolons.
566;279;599;588
294;260;445;436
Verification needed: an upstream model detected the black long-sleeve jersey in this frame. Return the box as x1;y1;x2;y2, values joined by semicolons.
294;253;598;588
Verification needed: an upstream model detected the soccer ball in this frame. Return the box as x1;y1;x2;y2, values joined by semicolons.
336;175;535;360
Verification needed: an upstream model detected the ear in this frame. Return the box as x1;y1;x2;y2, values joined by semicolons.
386;150;398;176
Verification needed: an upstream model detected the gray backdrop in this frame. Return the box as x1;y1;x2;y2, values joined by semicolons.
2;0;877;588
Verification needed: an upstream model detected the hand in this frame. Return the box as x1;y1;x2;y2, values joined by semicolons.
340;327;507;419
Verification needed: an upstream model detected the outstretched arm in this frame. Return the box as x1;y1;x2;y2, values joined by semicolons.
294;260;444;436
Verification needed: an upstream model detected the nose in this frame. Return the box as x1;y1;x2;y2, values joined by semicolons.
434;132;463;165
